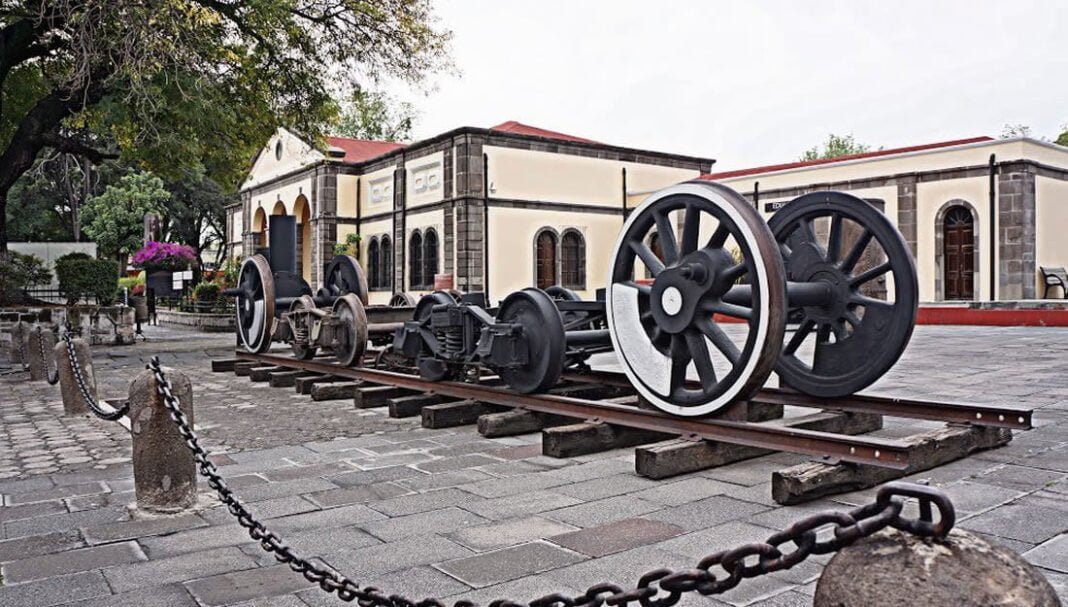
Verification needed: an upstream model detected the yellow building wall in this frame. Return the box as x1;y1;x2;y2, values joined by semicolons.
916;177;992;301
337;174;359;218
249;177;315;219
1020;140;1068;168
486;207;624;302
360;166;395;217
242;129;323;190
231;210;243;243
1036;176;1068;295
405;152;445;209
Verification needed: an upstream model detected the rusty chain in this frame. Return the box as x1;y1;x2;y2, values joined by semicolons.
63;328;129;421
34;325;60;385
146;355;956;607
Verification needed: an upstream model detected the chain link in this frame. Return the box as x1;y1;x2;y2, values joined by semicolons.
34;325;60;385
145;356;956;607
63;328;129;421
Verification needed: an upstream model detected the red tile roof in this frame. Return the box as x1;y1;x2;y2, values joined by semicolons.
489;121;600;144
326;136;406;163
698;136;994;180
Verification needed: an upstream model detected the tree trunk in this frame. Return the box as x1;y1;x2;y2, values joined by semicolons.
0;189;7;254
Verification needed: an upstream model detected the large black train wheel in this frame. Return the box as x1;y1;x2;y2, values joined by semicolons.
235;255;275;353
606;181;787;417
495;288;566;394
769;191;918;397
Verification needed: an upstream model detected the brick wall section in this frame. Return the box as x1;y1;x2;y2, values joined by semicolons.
393;165;407;290
454;137;486;293
896;177;918;259
998;167;1037;299
312;166;338;290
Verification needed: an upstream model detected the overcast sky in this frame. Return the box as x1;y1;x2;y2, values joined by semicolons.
392;0;1067;171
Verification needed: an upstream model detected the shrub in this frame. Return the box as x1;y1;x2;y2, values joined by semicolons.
117;272;145;292
333;232;361;257
0;252;52;305
56;257;119;305
219;257;241;288
131;241;197;271
192;282;220;302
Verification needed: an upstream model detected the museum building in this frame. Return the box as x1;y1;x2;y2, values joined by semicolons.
228;125;1068;305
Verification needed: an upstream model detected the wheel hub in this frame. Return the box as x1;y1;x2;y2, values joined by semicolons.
649;249;732;334
799;266;851;324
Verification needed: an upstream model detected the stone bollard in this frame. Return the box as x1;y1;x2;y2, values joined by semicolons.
27;328;57;381
128;367;197;512
814;528;1060;607
10;320;30;365
54;338;93;415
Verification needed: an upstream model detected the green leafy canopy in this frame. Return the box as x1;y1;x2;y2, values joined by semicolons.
81;172;170;260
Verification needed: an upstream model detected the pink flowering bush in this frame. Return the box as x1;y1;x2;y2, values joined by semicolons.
131;241;197;271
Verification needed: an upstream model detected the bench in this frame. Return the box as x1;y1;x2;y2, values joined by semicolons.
1040;266;1068;299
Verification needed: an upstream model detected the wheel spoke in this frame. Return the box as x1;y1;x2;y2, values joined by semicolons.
684;329;717;386
784;318;816;355
816;323;831;344
631;241;666;277
839;228;873;274
669;335;691;390
707;223;730;250
849;261;892;287
654;210;679;264
705;300;753;321
797;218;818;245
843;310;863;328
695;316;741;363
721;262;748;285
681;204;701;255
831;321;849;342
622;280;653;298
827;213;843;263
850;294;894;312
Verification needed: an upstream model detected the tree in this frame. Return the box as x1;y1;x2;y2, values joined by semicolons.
1056;127;1068;147
333;89;419;142
0;1;453;252
81;172;169;268
1000;124;1033;138
801;134;873;161
159;169;234;271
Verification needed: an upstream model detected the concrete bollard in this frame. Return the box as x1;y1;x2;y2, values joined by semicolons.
128;367;197;513
54;338;93;415
814;528;1060;607
27;328;57;381
10;320;30;365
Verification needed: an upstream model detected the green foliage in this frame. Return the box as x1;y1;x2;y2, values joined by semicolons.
1056;128;1068;147
333;90;418;142
800;134;874;161
0;252;51;305
1000;124;1033;138
333;232;362;257
219;257;241;289
159;168;233;267
55;257;119;305
192;281;220;302
117;272;145;292
82;173;170;261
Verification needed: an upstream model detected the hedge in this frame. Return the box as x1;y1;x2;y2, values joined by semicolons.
56;257;119;305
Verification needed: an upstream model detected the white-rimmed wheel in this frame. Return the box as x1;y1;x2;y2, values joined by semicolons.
235;255;275;353
606;181;787;417
331;294;368;366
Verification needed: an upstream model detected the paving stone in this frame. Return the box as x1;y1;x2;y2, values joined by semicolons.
460;472;572;499
0;476;55;495
1;540;145;583
328;466;426;488
442;575;585;607
324;534;475;577
81;512;208;544
247;524;381;559
105;546;259;593
414;454;503;473
396;469;494;492
225;594;309;607
657;521;781;560
544;496;661;528
744;500;847;531
939;480;1026;514
975;464;1066;492
260;462;357;483
436;541;586;588
0;570;112;607
960;502;1068;544
448;516;579;552
67;583;198;607
1024;533;1068;573
305;436;393;453
548;518;684;557
463;491;584;520
0;528;85;562
306;482;410;508
5;481;106;505
0;499;67;523
267;502;388;533
646;496;769;532
229;446;321;464
209;495;320;522
540;546;691;595
3;505;129;538
137;522;256;558
540;459;635;483
349;452;438;469
185;563;313;606
368;488;480;517
631;477;740;507
362;506;489;541
301;566;470;606
554;474;661;501
236;478;340;502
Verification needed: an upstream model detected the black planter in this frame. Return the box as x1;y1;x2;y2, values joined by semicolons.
146;271;174;298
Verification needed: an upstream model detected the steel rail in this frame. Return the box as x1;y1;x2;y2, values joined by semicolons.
562;369;1032;431
236;351;911;470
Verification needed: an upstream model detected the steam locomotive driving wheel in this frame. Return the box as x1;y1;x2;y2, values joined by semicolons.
607;182;787;417
235;255;276;353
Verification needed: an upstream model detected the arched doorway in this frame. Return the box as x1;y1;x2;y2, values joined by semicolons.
252;207;267;249
942;205;975;300
293;195;312;283
535;229;558;289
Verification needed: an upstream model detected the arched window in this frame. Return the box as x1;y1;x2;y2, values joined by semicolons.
645;232;663;279
409;230;424;289
535;229;558;290
424;229;439;286
368;238;381;289
561;230;586;289
380;235;393;289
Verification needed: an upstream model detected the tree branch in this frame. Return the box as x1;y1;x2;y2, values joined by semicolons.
38;134;118;163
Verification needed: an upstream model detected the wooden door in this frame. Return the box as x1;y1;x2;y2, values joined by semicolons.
943;206;974;300
536;231;557;289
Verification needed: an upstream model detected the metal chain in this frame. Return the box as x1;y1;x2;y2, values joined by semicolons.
35;325;60;385
146;356;956;607
63;329;129;421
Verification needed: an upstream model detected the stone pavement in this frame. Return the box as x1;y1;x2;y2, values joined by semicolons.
0;323;1066;606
